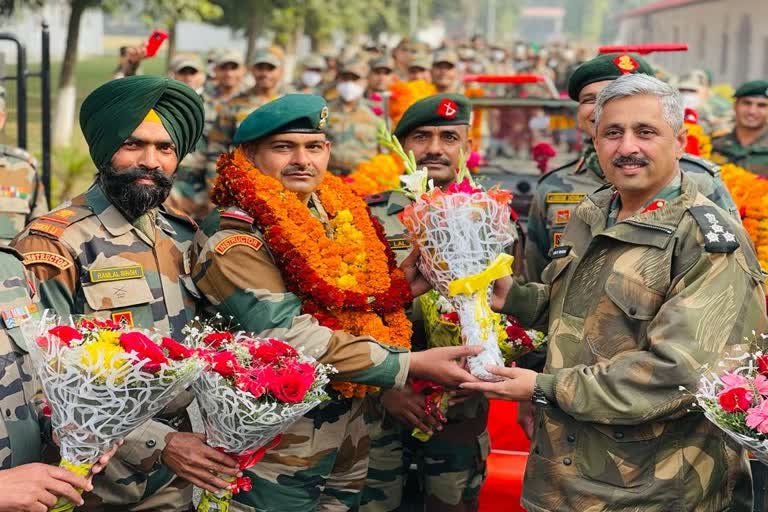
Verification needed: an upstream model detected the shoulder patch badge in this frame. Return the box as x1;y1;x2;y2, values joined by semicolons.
22;251;72;270
553;208;571;224
689;205;739;253
28;220;66;239
111;311;134;328
215;234;263;255
552;232;563;247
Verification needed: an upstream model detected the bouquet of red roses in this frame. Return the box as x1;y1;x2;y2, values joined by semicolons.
22;311;203;512
696;349;768;464
185;325;333;512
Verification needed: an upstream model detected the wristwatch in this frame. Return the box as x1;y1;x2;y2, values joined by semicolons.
531;383;550;408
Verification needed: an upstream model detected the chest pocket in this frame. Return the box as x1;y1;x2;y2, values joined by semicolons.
0;197;31;240
81;267;155;328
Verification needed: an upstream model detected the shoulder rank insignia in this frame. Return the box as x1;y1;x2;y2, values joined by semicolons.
28;206;92;240
215;234;263;255
688;205;739;253
545;192;586;204
22;251;72;270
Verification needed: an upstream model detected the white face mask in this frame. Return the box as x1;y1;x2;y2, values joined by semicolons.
337;81;364;102
681;92;702;109
301;70;322;88
491;50;506;62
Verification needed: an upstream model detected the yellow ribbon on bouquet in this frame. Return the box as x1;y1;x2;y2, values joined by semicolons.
447;254;514;341
50;459;93;512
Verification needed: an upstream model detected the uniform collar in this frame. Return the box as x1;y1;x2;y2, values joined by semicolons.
86;183;171;241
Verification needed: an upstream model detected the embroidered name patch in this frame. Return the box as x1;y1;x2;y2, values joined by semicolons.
215;234;263;255
549;245;571;259
545;193;586;204
89;265;145;283
23;251;72;270
387;235;411;251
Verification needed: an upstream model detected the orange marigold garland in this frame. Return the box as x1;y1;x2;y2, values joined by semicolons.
388;79;437;126
344;153;405;197
213;148;412;397
720;163;768;273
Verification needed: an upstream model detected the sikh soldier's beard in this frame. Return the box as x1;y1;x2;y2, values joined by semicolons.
98;165;174;220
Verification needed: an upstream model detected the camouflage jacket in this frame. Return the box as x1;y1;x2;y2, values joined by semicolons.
525;140;740;283
326;98;381;174
189;205;410;389
0;247;44;469
11;183;199;482
504;173;767;511
712;128;768;176
0;144;48;246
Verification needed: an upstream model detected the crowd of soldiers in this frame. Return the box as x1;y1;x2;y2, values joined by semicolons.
0;32;767;512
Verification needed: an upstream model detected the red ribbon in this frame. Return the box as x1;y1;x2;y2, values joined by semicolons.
217;434;283;495
410;379;447;423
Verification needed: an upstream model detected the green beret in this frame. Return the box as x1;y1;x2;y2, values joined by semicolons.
394;93;471;140
567;53;654;101
233;94;328;145
734;80;768;98
79;75;204;169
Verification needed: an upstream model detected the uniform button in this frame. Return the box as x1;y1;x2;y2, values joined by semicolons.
628;306;637;316
146;439;156;448
614;431;625;440
567;434;576;443
563;457;572;466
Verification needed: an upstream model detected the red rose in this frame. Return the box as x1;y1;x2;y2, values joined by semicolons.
203;332;234;348
161;337;193;360
250;339;298;364
440;311;460;325
47;325;83;346
718;387;753;413
505;324;533;349
210;351;243;377
268;364;314;403
120;332;168;372
757;355;768;376
235;367;273;398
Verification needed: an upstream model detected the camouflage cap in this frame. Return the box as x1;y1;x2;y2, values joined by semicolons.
302;54;327;71
734;80;768;98
567;53;654;101
216;49;244;67
171;54;204;73
233;94;328;145
252;48;282;68
394;93;471;139
432;49;458;66
408;53;432;71
338;59;368;79
369;56;394;72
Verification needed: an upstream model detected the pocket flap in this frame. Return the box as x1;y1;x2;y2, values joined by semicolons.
604;272;664;321
83;277;154;311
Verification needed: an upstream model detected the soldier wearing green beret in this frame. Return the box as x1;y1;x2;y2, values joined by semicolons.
525;53;740;287
326;59;381;175
188;93;483;511
711;79;768;176
0;85;48;245
363;94;499;512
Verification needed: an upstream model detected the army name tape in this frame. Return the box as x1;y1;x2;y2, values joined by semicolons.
546;192;586;204
215;234;263;255
23;251;72;270
89;264;145;283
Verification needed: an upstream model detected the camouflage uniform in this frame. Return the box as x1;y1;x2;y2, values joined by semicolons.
0;246;44;469
504;172;767;511
711;128;768;176
362;191;490;512
0;145;48;245
11;183;199;511
189;205;411;512
326;98;381;175
525;138;741;283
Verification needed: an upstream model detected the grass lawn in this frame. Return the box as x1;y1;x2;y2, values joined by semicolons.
1;49;170;205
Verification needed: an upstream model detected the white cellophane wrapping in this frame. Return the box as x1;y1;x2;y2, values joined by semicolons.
403;192;516;381
22;312;203;466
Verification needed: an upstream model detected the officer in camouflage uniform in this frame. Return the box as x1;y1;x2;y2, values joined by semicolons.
364;95;491;512
463;74;768;512
525;53;740;283
0;85;48;245
291;54;328;95
326;58;380;175
189;94;480;512
712;79;768;176
206;48;284;174
12;76;237;512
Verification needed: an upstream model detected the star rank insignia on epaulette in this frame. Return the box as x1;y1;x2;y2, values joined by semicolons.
688;205;739;253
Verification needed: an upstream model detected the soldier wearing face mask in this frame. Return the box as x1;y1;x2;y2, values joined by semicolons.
326;58;381;175
292;54;327;95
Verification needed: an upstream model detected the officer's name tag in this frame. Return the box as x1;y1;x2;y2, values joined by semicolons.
89;265;145;283
387;235;411;251
549;246;571;259
546;192;586;204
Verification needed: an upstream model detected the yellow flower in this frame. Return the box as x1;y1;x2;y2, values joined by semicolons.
96;330;121;346
337;274;358;289
80;341;127;379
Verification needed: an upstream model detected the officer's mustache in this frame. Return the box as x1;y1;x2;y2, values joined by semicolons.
417;155;451;167
99;165;174;220
281;165;316;176
612;155;650;167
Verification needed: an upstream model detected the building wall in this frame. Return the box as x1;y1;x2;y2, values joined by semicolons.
615;0;768;85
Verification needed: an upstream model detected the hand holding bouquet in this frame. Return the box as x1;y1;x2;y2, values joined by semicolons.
183;324;334;512
22;312;203;512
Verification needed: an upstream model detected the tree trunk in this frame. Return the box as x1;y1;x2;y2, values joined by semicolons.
53;0;87;148
165;21;177;71
244;10;260;66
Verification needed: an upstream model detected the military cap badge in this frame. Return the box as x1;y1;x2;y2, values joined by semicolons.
613;54;639;74
318;106;329;129
437;98;458;119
